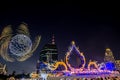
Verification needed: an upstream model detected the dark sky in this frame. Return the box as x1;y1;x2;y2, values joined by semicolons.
0;2;120;74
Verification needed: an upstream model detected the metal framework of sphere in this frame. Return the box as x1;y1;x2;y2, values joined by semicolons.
0;23;41;62
9;34;32;57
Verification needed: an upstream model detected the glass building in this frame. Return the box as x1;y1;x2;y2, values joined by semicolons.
39;35;58;63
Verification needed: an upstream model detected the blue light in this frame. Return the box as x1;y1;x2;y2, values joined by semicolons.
105;62;115;71
64;72;71;76
39;62;47;69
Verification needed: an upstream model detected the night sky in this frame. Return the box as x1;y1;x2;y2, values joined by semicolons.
0;2;120;74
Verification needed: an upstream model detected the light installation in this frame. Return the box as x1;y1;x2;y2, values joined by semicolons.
0;23;41;62
38;41;119;78
98;62;106;70
46;61;68;71
105;62;116;71
87;60;98;70
65;41;86;71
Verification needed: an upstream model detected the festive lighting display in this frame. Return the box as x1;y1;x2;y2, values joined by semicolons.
88;60;98;70
98;62;106;70
45;61;67;71
37;41;119;79
30;72;39;78
65;41;86;71
0;23;41;62
105;62;116;71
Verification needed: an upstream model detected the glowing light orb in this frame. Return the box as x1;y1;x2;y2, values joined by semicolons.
9;34;32;56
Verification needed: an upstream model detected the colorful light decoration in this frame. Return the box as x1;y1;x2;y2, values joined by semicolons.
40;41;119;78
46;61;68;71
98;62;106;70
65;41;86;71
88;60;98;70
30;72;39;78
105;62;116;71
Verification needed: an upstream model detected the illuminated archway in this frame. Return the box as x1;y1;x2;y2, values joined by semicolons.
65;41;86;71
88;60;98;70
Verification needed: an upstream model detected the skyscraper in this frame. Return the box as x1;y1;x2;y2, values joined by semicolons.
36;35;58;73
104;48;120;71
115;60;120;71
104;48;115;63
39;35;58;63
104;48;116;71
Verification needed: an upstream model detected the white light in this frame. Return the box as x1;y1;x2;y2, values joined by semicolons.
41;73;48;80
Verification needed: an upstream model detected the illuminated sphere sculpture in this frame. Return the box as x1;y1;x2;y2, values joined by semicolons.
0;23;41;62
9;34;32;56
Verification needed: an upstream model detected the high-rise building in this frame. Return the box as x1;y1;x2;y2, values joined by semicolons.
36;35;58;73
39;35;58;63
104;48;120;71
104;48;115;63
115;60;120;71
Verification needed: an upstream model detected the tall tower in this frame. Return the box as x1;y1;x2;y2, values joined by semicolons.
104;48;116;71
104;48;115;63
39;35;58;63
115;60;120;71
36;60;40;74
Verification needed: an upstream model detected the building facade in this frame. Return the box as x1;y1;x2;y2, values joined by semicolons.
36;35;58;73
39;35;58;63
104;48;115;63
104;48;120;71
115;60;120;71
